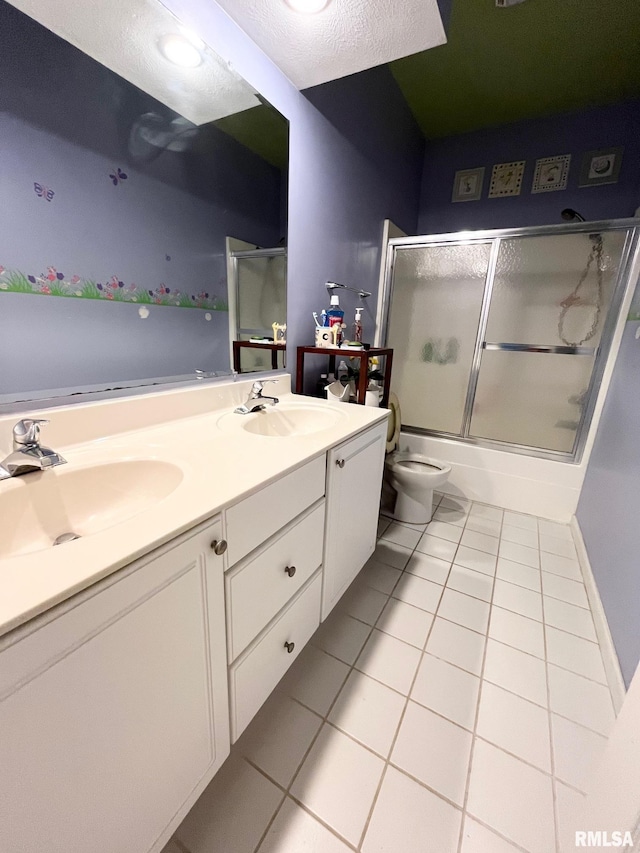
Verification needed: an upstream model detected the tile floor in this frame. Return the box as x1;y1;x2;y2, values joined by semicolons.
165;494;616;853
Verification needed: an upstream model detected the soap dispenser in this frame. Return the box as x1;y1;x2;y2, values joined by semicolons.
353;307;363;343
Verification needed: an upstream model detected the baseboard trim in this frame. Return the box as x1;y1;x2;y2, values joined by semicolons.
571;516;626;714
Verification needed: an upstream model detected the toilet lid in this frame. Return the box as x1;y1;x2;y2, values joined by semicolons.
386;392;401;453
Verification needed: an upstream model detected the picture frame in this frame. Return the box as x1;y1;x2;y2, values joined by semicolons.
452;167;485;203
579;148;623;187
531;154;571;194
488;161;525;197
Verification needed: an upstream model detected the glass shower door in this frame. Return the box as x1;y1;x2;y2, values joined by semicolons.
469;230;629;453
386;242;492;435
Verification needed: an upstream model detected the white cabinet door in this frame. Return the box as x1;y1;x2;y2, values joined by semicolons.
0;519;230;853
322;422;387;619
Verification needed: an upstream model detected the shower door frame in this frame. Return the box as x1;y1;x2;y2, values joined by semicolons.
379;219;640;463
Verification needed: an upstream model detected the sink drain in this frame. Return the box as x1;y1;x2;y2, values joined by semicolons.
53;532;81;546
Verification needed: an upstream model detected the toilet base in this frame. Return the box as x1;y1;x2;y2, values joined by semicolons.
394;488;435;525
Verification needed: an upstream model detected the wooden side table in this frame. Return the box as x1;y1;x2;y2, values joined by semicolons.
295;346;393;406
233;341;286;373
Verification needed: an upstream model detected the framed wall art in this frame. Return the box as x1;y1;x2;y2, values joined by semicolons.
452;167;485;203
531;154;571;193
579;148;623;187
488;161;525;197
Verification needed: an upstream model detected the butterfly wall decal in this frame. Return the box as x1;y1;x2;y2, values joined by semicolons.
110;167;128;186
34;182;54;201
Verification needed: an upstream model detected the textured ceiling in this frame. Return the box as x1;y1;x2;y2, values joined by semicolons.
391;0;640;139
212;0;447;89
6;0;260;125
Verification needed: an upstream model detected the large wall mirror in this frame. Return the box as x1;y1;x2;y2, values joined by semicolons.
0;0;288;406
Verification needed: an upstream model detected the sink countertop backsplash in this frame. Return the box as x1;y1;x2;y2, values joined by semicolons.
0;373;388;641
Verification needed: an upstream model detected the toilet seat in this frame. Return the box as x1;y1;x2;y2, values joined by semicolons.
385;451;451;481
386;392;401;453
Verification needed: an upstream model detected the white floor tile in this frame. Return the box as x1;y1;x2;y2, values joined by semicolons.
447;565;494;602
424;519;463;543
454;545;497;576
440;495;471;512
258;797;352;853
465;516;502;538
488;606;545;658
539;519;573;541
238;693;322;787
290;723;384;846
460;529;499;556
542;573;589;608
392;572;443;613
496;557;541;592
412;653;480;730
492;578;543;621
498;540;540;569
548;664;615;736
375;597;434;649
311;610;371;665
467;739;555;853
551;714;607;792
405;551;450;585
338;581;389;626
277;645;350;716
540;532;578;559
355;628;422;694
362;765;462;853
503;511;538;532
433;504;468;527
500;524;539;549
416;532;458;562
328;670;405;757
427;617;486;675
469;503;503;523
460;816;523;852
540;550;582;581
543;596;597;642
546;626;607;683
556;780;586;853
381;522;423;550
377;516;392;538
175;754;282;853
392;701;472;806
361;559;402;594
483;639;548;706
373;540;413;570
476;682;551;772
437;588;490;634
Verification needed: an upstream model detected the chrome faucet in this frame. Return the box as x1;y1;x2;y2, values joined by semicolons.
234;380;279;414
0;419;67;480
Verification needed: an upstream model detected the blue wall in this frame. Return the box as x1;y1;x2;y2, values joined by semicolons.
418;101;640;233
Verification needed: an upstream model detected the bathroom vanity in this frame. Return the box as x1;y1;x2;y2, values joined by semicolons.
0;375;387;853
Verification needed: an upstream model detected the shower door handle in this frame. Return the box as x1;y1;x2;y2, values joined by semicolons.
482;342;596;356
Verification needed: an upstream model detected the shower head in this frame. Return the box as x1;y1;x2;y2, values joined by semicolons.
561;208;586;223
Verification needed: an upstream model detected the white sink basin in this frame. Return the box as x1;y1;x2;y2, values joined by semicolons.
0;459;183;559
218;402;346;437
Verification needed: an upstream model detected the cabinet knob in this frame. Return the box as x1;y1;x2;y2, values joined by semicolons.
284;641;295;654
336;458;346;468
284;565;296;578
210;539;228;556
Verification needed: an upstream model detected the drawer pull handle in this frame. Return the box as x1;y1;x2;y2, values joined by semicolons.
336;458;346;468
284;565;297;578
210;539;228;556
284;641;295;654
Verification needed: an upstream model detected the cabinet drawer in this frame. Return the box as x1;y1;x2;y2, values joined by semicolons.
226;501;325;663
225;455;326;566
229;571;321;741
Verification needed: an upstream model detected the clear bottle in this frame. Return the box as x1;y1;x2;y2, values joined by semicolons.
353;307;363;343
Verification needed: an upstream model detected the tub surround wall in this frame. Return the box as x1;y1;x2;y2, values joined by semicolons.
418;100;640;234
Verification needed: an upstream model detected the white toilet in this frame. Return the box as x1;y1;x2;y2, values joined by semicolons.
384;393;452;524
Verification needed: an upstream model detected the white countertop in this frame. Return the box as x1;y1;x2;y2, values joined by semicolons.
0;375;388;639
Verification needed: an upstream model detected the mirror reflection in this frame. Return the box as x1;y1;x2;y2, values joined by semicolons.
0;0;288;406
